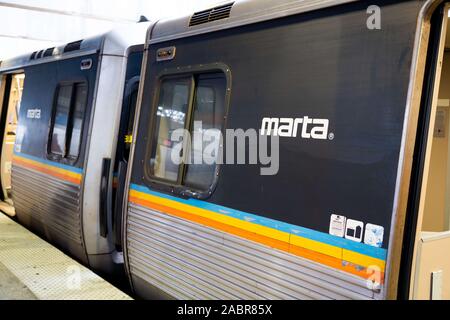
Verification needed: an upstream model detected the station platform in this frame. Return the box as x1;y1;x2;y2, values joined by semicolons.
0;212;132;300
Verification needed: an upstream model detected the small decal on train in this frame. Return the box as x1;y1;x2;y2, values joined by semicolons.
329;215;385;248
26;108;41;119
329;214;346;238
260;117;333;140
344;219;364;243
125;134;133;143
364;224;384;248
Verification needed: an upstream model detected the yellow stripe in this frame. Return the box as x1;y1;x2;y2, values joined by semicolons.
290;234;342;260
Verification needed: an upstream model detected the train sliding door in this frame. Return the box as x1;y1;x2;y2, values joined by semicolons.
401;3;450;300
113;49;143;252
0;72;24;216
113;76;140;250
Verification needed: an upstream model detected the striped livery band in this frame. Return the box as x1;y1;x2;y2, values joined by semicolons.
13;152;83;185
129;184;387;282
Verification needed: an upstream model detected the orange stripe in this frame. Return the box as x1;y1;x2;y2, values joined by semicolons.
130;195;382;281
290;243;384;280
13;157;81;185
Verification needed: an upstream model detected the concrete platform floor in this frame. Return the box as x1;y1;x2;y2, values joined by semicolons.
0;212;132;300
0;261;37;299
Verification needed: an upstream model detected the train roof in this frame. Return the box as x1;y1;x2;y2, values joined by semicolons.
148;0;356;45
0;21;151;73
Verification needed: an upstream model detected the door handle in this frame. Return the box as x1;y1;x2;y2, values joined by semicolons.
113;160;128;248
99;157;111;238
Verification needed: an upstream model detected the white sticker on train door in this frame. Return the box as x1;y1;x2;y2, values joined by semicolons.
329;214;346;237
345;219;364;242
364;224;384;248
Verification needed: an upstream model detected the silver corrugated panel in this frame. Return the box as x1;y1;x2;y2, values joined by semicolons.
11;164;83;245
127;203;377;300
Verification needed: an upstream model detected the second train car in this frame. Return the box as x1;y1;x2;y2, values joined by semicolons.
0;22;149;274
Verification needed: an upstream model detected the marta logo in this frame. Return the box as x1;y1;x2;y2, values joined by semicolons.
260;117;332;140
26;108;41;119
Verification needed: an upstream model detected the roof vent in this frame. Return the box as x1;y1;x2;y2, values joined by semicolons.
29;47;55;61
64;40;82;53
189;2;234;27
43;47;55;57
30;51;38;60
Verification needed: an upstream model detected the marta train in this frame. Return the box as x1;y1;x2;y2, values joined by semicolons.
2;0;450;300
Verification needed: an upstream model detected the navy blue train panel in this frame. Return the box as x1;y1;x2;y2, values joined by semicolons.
15;53;98;169
14;62;57;158
133;0;423;251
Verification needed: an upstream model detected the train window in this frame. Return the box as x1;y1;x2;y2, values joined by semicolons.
50;84;73;156
67;83;87;158
147;72;227;194
149;77;192;182
49;81;87;160
184;74;226;190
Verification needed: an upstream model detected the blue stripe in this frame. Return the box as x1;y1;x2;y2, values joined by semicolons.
130;184;387;261
14;151;83;174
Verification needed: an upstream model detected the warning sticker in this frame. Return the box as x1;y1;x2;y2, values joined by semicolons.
329;214;346;238
345;219;364;243
364;223;384;248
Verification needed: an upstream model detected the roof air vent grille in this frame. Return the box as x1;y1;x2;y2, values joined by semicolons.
189;2;234;27
43;47;55;57
64;40;82;53
30;51;38;60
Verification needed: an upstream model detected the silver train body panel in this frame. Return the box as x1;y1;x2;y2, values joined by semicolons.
11;164;85;262
126;203;380;300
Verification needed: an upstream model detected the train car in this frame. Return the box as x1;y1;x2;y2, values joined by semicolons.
122;0;450;299
0;22;150;274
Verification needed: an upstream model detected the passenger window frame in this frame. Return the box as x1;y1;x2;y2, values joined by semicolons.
143;63;232;199
47;79;88;165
